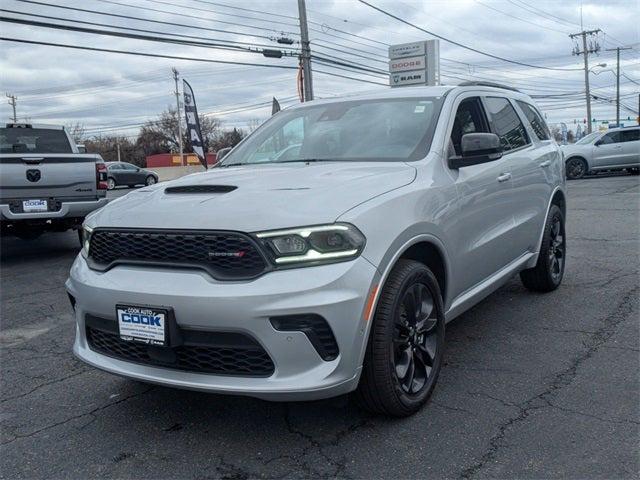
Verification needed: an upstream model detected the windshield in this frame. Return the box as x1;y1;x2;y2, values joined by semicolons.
575;131;600;145
221;97;444;166
0;128;72;154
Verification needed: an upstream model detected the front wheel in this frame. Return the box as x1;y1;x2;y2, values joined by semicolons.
565;157;587;180
355;260;445;417
520;205;566;292
145;175;157;186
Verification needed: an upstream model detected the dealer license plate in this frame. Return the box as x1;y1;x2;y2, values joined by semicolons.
22;199;48;212
117;305;167;346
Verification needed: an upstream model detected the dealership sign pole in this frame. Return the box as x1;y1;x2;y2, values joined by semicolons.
389;40;440;88
182;79;207;170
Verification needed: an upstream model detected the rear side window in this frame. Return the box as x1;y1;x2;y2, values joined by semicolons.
484;97;530;152
621;129;640;142
0;127;72;154
516;101;550;141
600;131;622;144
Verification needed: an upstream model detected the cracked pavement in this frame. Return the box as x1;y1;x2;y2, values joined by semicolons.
1;175;638;479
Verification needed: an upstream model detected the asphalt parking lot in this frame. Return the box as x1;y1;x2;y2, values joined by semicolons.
1;175;638;479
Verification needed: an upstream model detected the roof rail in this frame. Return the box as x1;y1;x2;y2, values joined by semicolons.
457;81;520;92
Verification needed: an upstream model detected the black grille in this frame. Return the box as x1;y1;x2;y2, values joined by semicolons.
270;314;339;361
86;318;274;377
88;229;268;280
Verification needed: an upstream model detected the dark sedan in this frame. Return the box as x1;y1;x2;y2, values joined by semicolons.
105;162;158;190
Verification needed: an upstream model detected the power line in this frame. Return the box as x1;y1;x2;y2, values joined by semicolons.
474;0;570;35
14;0;275;41
356;0;583;71
0;16;296;57
94;0;299;36
0;37;299;69
1;8;299;52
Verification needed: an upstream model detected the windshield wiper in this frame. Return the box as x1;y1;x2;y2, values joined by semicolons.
274;158;335;164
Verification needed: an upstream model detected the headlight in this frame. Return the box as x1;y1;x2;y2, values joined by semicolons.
255;223;365;266
80;225;93;258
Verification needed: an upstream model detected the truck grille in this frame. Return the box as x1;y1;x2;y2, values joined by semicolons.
87;229;269;280
85;315;274;377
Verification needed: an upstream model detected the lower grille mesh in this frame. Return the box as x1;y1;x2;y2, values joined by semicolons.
86;325;274;377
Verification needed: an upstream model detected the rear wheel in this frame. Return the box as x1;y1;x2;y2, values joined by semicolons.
566;157;587;180
520;205;565;292
145;175;157;186
355;260;445;417
107;177;116;190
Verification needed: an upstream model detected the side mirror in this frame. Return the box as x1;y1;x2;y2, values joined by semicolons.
449;133;503;169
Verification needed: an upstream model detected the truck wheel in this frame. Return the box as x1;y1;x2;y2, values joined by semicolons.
107;178;116;190
145;175;157;186
355;260;445;417
565;158;587;180
520;205;565;292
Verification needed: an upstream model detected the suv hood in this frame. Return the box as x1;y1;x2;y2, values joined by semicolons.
89;162;416;231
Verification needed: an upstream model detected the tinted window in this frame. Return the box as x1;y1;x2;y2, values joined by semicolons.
0;127;72;154
621;129;640;142
600;132;622;144
516;101;550;141
123;163;137;170
221;97;445;165
484;97;530;151
450;97;490;156
108;164;121;170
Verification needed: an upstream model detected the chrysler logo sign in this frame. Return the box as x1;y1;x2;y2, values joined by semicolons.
26;169;41;182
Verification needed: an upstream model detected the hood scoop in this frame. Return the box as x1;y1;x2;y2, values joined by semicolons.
164;185;237;194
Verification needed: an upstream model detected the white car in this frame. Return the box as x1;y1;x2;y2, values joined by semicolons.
67;84;566;416
561;126;640;179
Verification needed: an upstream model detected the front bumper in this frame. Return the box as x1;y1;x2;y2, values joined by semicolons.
66;254;380;401
0;197;109;221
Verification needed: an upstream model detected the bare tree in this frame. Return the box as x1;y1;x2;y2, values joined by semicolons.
66;122;86;144
246;118;263;133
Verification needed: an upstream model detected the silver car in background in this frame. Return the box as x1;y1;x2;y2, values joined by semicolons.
562;126;640;179
67;84;566;416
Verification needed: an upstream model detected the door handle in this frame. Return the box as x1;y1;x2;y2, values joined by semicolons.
539;160;552;168
497;173;512;183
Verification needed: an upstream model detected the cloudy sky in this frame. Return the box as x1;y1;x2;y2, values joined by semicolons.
0;0;638;139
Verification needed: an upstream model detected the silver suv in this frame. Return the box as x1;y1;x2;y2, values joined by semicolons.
67;84;566;416
562;126;640;179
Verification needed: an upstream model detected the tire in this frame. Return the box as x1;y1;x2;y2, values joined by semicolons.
355;260;445;417
145;175;157;186
520;205;566;292
107;177;116;190
565;157;588;180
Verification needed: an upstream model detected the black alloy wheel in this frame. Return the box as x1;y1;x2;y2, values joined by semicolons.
566;158;587;180
393;283;439;394
356;260;445;416
548;215;565;284
520;204;566;292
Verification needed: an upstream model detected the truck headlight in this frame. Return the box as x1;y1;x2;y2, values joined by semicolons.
255;223;365;266
80;225;93;258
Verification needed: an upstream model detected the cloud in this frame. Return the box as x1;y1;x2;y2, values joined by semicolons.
0;0;638;135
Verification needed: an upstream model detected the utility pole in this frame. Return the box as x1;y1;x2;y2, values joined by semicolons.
6;93;17;122
172;67;184;166
297;0;314;101
605;46;632;126
570;29;600;133
116;138;121;162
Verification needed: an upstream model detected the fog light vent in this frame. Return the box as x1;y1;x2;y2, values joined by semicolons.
270;314;339;361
